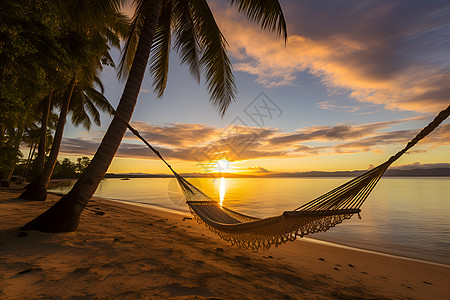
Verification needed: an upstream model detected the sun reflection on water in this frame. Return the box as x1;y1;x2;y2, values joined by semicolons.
219;177;226;206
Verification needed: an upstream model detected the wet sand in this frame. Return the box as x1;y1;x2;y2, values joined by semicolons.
1;187;449;299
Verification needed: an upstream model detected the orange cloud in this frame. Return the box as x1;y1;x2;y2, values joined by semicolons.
212;1;450;113
59;118;447;162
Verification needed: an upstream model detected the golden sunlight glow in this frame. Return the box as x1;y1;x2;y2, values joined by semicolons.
219;177;226;206
216;159;230;173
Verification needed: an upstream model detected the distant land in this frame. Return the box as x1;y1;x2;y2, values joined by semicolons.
105;167;450;178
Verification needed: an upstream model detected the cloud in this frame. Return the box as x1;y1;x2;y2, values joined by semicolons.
391;162;450;170
269;118;415;145
126;122;221;146
245;167;271;173
317;101;379;115
333;129;415;153
213;0;450;112
60;118;448;163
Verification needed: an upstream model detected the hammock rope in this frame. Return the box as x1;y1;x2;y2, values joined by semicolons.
113;105;449;250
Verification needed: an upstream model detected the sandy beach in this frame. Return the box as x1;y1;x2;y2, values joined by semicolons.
1;187;449;299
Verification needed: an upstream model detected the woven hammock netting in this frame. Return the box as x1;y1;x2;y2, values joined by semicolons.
119;105;449;250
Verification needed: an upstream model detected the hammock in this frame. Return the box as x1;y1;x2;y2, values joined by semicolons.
116;105;449;250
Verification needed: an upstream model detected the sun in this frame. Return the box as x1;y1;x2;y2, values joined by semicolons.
215;159;230;173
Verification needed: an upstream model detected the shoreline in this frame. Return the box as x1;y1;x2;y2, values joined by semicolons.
106;195;450;269
2;187;449;299
47;176;450;267
303;238;450;269
52;191;449;267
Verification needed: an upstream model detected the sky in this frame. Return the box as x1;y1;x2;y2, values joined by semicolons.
59;0;450;175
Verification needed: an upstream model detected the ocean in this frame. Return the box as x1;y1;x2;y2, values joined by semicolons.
49;177;450;265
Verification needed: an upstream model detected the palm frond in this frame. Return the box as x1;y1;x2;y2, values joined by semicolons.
69;91;92;130
191;0;236;116
101;49;116;68
228;0;287;42
173;0;201;83
149;0;172;97
57;0;122;32
93;76;105;94
109;11;131;40
103;27;121;49
84;86;114;114
82;93;102;127
118;0;146;79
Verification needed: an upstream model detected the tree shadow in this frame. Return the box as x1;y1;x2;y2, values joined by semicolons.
0;197;31;204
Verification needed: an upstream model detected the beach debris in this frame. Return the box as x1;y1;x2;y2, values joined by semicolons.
348;264;354;268
422;281;432;285
182;216;192;221
401;284;414;290
73;267;91;274
17;267;42;275
334;267;339;271
319;258;325;261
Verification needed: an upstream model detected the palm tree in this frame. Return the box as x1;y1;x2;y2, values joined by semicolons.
0;127;24;186
23;0;287;232
34;92;53;177
21;125;40;180
0;97;57;186
20;112;59;180
19;21;124;201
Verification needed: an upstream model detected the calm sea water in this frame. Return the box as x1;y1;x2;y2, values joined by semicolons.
49;177;450;265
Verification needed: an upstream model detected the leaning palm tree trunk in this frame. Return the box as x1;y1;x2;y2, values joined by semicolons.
35;91;53;175
22;143;36;179
23;1;163;231
20;79;76;201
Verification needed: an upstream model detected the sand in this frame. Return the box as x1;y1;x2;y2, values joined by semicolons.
1;187;449;299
